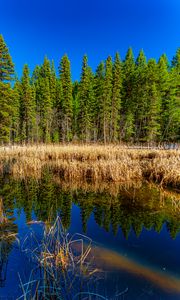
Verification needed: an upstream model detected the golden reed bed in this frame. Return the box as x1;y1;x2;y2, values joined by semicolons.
0;144;180;190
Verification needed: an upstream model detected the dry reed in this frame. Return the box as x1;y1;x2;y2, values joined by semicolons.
0;144;180;189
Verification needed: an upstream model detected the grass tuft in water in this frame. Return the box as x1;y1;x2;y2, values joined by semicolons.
18;216;105;299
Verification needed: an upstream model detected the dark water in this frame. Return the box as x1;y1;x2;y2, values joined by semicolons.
0;170;180;299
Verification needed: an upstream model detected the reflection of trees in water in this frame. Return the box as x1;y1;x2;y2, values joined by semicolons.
0;172;180;240
0;197;18;287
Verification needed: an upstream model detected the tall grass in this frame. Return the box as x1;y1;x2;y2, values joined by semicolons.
18;216;130;299
18;216;108;299
0;144;180;189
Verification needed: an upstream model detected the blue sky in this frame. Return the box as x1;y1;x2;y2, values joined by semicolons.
0;0;179;80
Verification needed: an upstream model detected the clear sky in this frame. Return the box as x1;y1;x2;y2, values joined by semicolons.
0;0;179;80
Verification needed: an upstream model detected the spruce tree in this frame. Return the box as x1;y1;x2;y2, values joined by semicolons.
147;84;160;142
134;49;148;141
111;52;122;142
53;78;63;142
121;48;135;141
0;35;14;143
94;62;105;140
34;58;54;142
78;55;95;141
19;65;36;143
158;53;179;142
101;56;113;143
146;59;161;142
59;54;73;142
12;79;21;142
157;54;170;141
0;34;14;81
0;82;14;143
72;80;80;140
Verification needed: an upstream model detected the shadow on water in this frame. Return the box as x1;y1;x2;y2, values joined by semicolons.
0;168;179;299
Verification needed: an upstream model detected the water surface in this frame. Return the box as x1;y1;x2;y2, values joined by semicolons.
0;172;180;299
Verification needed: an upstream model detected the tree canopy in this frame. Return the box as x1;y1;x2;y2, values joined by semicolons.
0;35;179;144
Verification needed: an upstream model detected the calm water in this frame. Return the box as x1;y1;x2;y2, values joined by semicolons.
0;171;180;299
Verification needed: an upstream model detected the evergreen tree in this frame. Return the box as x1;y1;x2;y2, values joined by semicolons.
11;78;21;142
134;49;148;141
52;78;63;142
72;80;80;140
59;54;73;141
0;35;14;143
143;59;161;142
111;52;122;142
121;48;135;141
157;54;170;141
0;38;180;144
78;55;95;141
94;62;105;140
36;58;54;142
146;82;161;142
101;56;113;143
159;53;180;141
19;65;36;142
0;82;14;143
0;34;14;81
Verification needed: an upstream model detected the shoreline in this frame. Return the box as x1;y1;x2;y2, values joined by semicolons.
0;144;180;191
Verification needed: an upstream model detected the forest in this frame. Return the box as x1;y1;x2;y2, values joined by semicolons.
0;34;180;144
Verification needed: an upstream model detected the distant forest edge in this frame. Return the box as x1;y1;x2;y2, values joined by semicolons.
0;34;180;144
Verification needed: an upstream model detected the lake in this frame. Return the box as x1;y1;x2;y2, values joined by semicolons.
0;170;180;299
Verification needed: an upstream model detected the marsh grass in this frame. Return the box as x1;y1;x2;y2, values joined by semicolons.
0;144;180;189
19;216;104;299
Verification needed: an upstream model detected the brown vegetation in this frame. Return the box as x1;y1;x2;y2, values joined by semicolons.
0;144;180;190
0;197;7;224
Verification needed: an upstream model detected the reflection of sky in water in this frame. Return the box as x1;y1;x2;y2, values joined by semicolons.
0;188;180;299
69;204;180;298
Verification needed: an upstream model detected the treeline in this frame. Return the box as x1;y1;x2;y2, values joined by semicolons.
0;34;180;144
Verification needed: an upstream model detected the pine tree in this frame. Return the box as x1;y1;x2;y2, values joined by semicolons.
59;54;73;142
72;80;80;140
157;54;170;141
50;60;57;106
0;82;14;143
0;34;14;81
134;49;148;141
158;53;179;142
146;82;161;142
0;35;14;143
144;59;161;142
34;58;54;142
170;48;180;141
31;65;41;141
111;52;122;142
78;55;95;141
121;48;135;141
52;78;63;142
11;78;21;142
101;56;113;143
94;62;105;140
19;65;36;143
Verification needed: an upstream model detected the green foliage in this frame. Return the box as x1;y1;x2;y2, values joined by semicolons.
121;48;135;141
0;34;14;82
0;36;180;144
111;52;122;141
0;82;14;143
19;65;36;142
78;55;96;141
101;56;113;143
59;54;73;142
